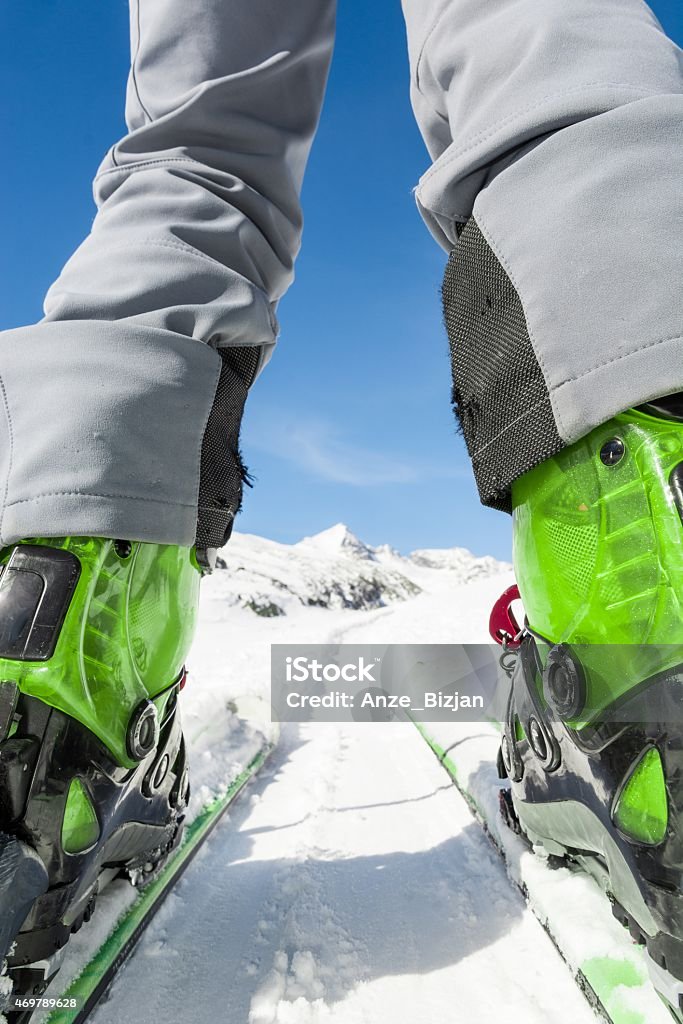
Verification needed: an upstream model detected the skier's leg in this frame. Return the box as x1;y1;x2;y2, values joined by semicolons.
401;3;683;1013
401;0;681;508
0;0;335;550
0;3;335;1010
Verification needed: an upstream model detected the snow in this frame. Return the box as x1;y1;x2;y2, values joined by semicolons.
37;526;616;1022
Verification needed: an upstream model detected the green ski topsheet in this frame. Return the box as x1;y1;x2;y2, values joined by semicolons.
412;719;670;1024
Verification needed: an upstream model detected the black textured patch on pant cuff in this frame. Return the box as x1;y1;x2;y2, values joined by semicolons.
442;217;564;511
195;345;259;550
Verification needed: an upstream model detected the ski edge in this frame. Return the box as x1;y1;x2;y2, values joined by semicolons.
41;740;274;1024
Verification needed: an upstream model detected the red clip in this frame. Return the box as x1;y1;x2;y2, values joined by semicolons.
489;584;522;648
178;666;188;691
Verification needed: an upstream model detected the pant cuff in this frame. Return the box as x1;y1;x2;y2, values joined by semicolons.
0;321;222;546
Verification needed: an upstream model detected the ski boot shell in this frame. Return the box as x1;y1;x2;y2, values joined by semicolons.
502;401;683;1020
0;538;200;1016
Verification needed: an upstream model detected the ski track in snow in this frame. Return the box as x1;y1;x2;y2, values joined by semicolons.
63;530;599;1022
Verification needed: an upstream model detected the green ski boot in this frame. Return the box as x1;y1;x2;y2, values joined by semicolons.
499;395;683;1021
0;537;201;1018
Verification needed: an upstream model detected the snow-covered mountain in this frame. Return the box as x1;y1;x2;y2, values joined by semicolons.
409;546;506;578
212;523;510;616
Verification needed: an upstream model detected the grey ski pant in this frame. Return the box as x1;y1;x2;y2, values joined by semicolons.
0;1;680;544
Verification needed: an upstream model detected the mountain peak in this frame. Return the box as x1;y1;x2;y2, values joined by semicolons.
296;523;375;560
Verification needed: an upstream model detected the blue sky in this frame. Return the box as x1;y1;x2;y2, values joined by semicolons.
1;2;680;561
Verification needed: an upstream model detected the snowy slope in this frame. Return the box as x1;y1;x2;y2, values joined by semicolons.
39;526;612;1024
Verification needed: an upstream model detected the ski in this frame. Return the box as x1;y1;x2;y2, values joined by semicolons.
412;718;671;1024
16;741;274;1024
